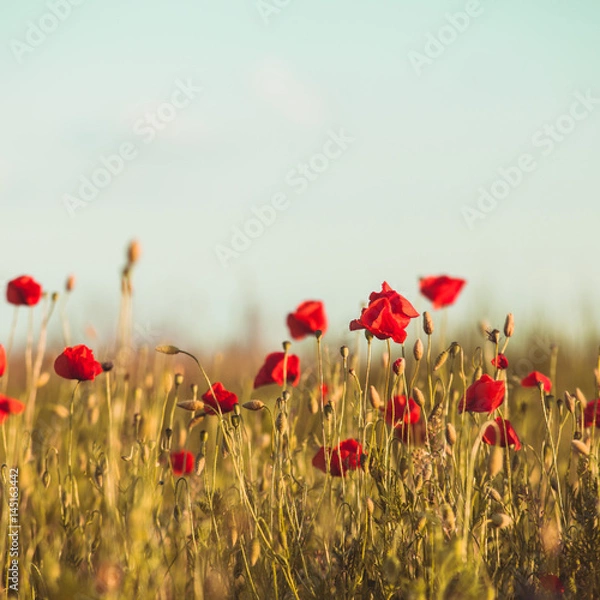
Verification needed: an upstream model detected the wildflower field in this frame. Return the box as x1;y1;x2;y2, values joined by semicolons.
1;242;599;600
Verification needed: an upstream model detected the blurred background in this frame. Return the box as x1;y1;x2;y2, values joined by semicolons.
1;0;599;350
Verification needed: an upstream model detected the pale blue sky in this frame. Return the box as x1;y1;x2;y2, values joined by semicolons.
1;1;599;348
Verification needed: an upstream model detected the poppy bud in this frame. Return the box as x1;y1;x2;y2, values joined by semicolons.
250;538;261;567
243;400;265;411
127;240;141;265
369;385;383;410
231;414;241;429
564;391;575;415
488;447;503;478
413;339;423;361
423;312;434;335
571;439;590;457
445;423;457;446
490;513;512;529
275;413;288;434
324;402;334;421
51;292;59;303
504;313;514;338
393;358;405;376
433;350;448;371
282;390;291;402
177;400;204;412
412;387;425;409
66;275;76;292
575;387;587;409
366;497;375;516
308;395;318;414
488;487;502;504
449;342;460;358
174;373;184;387
156;345;180;355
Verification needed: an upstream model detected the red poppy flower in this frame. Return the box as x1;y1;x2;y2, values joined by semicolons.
0;395;25;425
287;300;327;340
384;395;421;427
482;417;522;450
349;282;419;344
491;354;509;370
170;450;194;476
583;399;600;428
312;439;364;477
0;345;6;378
7;275;43;306
538;573;565;594
254;352;300;389
521;371;552;392
419;275;466;309
201;382;238;415
54;345;103;381
458;374;505;413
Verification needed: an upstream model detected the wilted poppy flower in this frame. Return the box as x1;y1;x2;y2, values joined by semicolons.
54;345;103;381
482;417;522;450
458;374;505;413
201;382;238;415
287;300;327;340
384;395;421;427
419;275;466;309
170;450;194;476
491;354;509;370
349;282;419;344
254;352;300;389
7;275;42;306
0;395;25;424
0;345;5;378
521;371;552;392
583;399;600;428
312;438;364;477
538;573;565;594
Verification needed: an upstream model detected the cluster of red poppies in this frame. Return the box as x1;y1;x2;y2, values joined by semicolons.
2;272;598;486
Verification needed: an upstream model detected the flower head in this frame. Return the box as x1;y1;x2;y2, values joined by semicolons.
482;417;522;450
419;275;466;309
286;300;327;340
7;275;42;306
254;352;300;389
0;345;6;378
349;282;419;344
201;382;238;415
170;450;194;476
312;439;365;477
458;374;505;413
583;399;600;428
521;371;552;392
384;395;421;427
0;395;25;425
54;345;103;381
491;354;509;370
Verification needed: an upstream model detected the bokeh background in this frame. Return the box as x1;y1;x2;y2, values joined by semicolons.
2;0;599;348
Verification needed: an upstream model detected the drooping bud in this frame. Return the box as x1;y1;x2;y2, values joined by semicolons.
155;345;180;355
243;400;265;411
127;240;142;265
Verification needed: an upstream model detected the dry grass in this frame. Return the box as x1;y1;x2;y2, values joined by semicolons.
1;257;599;600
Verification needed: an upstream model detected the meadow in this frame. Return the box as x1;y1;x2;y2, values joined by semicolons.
0;242;598;599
